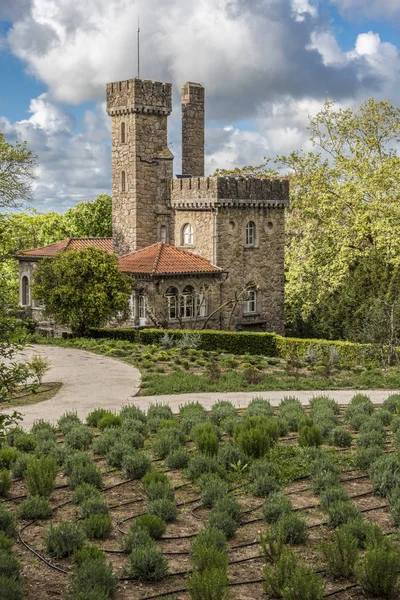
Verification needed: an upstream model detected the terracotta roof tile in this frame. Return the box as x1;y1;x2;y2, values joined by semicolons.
16;238;113;258
118;243;222;276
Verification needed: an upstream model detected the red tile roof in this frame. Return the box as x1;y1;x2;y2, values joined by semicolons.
16;238;113;258
118;243;222;276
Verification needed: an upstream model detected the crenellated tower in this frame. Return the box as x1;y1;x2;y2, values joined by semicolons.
106;78;174;255
181;82;205;177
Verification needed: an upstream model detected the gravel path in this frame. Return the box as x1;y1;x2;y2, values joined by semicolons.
6;345;400;429
8;345;141;429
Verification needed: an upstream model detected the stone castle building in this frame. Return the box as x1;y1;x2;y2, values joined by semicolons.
17;77;289;333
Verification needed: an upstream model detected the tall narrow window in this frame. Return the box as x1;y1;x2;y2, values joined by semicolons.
244;290;257;314
21;276;29;306
245;221;256;247
197;287;208;317
160;225;167;243
139;295;146;325
181;286;194;318
166;287;178;320
182;223;193;245
121;170;126;192
121;122;126;144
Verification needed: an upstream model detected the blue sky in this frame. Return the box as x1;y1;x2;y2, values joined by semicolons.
0;0;399;213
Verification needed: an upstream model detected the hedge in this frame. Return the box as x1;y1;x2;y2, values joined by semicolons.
88;327;382;367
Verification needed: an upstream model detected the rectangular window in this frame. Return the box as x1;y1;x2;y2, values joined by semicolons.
244;290;257;313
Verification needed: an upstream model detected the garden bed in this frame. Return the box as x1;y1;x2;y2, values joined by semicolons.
1;392;400;599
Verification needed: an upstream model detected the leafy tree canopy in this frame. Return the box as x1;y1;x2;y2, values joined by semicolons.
217;98;400;340
32;247;132;335
0;133;37;209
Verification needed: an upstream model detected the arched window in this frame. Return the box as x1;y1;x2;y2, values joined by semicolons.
166;287;178;320
22;276;29;306
138;295;146;325
121;122;126;144
245;221;256;247
121;170;126;192
160;225;167;243
244;289;257;314
181;285;194;318
182;223;193;246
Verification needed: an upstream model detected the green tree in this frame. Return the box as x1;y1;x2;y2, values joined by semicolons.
32;247;132;335
217;98;400;340
0;133;37;208
63;194;112;238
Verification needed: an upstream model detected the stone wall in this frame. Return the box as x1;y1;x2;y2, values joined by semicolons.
215;206;286;334
173;209;215;263
181;82;205;177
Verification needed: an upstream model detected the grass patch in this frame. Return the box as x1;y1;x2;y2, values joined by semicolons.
0;382;62;408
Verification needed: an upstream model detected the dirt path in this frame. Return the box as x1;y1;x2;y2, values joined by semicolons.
7;345;141;429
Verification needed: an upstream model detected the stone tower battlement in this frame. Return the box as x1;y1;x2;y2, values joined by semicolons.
171;176;289;207
106;79;172;116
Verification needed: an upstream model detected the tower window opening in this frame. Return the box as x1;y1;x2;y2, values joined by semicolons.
182;223;193;246
244;289;257;314
22;276;30;306
121;171;126;192
121;122;126;144
160;225;167;243
245;221;256;247
166;287;178;320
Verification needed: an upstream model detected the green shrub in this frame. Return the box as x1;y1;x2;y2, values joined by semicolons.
58;412;82;435
251;473;279;498
86;409;111;427
148;498;178;522
121;416;146;434
45;522;86;558
246;397;274;418
120;404;147;424
310;469;340;494
370;455;400;496
14;433;36;453
356;543;400;598
320;486;349;511
121;451;151;480
375;409;392;427
68;551;117;600
35;439;67;466
327;501;360;528
200;474;229;508
152;430;182;459
145;480;173;502
0;470;11;497
192;526;227;554
298;422;323;448
279;397;304;431
233;415;279;458
0;550;20;579
132;514;166;539
141;472;169;488
389;486;400;526
68;460;102;489
18;496;52;520
354;445;382;471
122;527;153;554
220;415;241;437
0;448;20;470
31;420;57;442
209;400;237;425
357;429;385;449
11;454;33;478
340;518;377;549
249;458;277;481
330;427;352;447
193;422;220;456
79;497;109;519
191;541;228;572
98;414;122;430
274;513;308;545
208;509;237;539
187;567;227;600
65;426;93;450
106;440;131;469
0;576;24;600
217;443;247;472
147;404;174;432
0;532;13;553
121;429;145;450
180;412;208;437
383;393;400;414
281;565;324;600
309;395;340;416
263;549;298;597
213;495;241;523
0;505;16;538
25;455;58;497
321;528;359;578
262;492;292;523
125;545;168;581
72;483;102;505
63;452;92;476
343;395;374;430
186;453;219;480
83;514;113;539
165;447;190;469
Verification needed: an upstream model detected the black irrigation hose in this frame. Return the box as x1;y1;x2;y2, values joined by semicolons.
18;521;70;576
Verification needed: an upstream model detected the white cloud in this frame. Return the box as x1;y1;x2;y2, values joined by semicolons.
330;0;400;19
291;0;318;21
